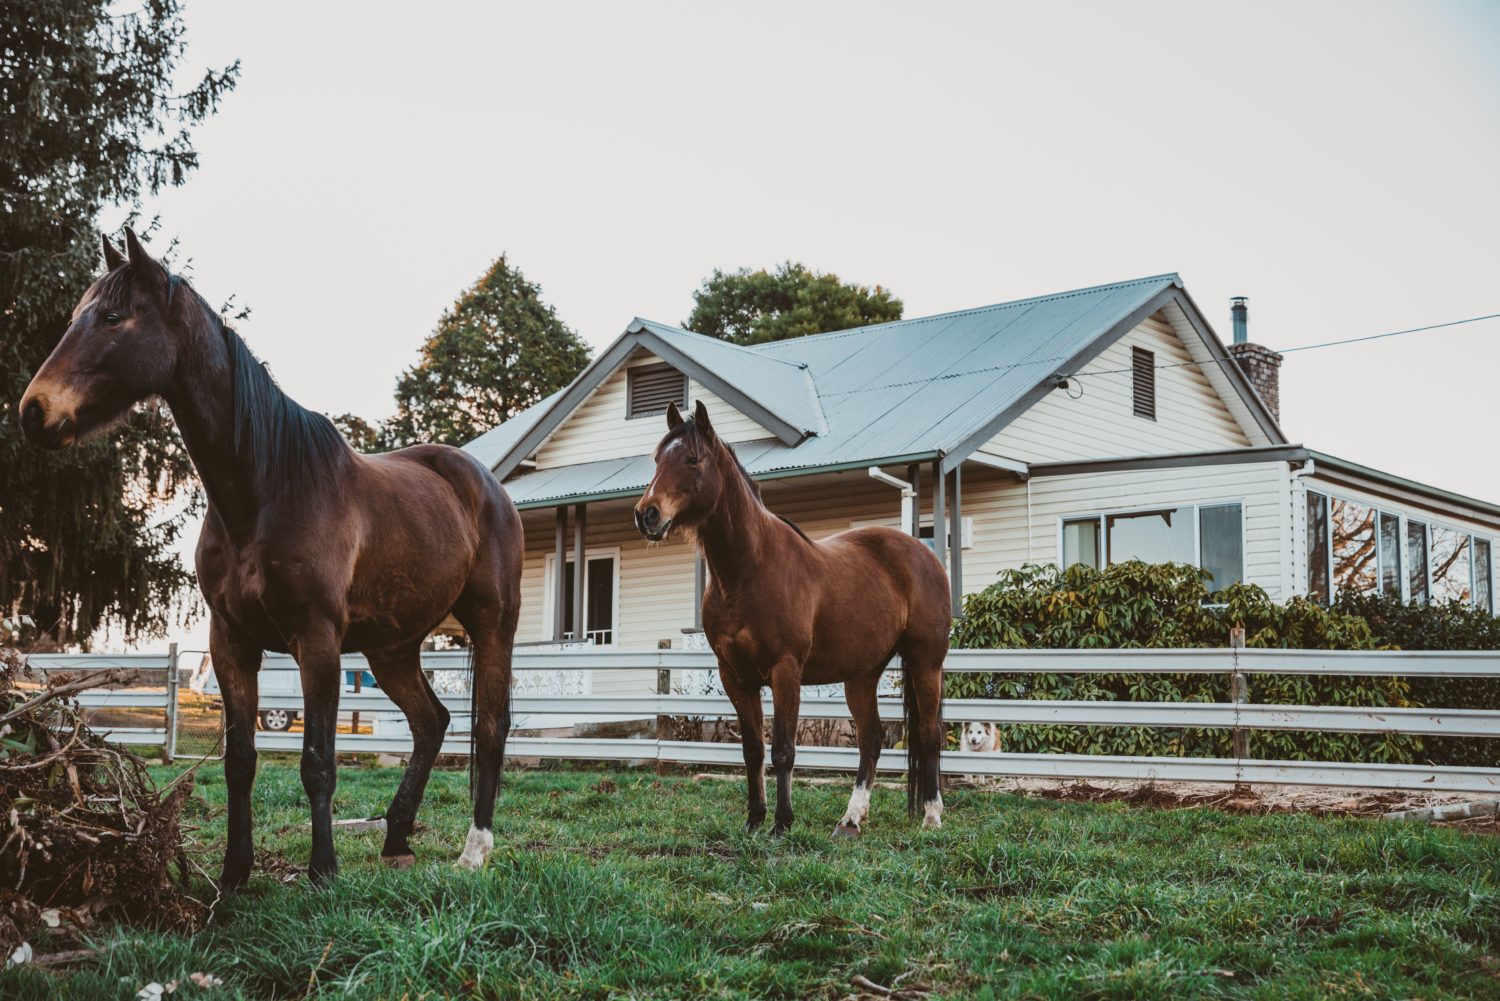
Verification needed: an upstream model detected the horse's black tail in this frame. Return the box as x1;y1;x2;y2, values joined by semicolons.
903;661;941;819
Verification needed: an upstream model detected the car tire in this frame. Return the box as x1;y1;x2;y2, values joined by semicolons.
258;708;295;731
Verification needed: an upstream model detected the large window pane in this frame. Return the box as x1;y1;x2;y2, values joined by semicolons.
1062;518;1101;569
1378;512;1402;597
1407;521;1429;603
1107;507;1194;565
1475;539;1493;614
1430;527;1472;604
1331;498;1377;596
1199;503;1243;592
1306;492;1329;603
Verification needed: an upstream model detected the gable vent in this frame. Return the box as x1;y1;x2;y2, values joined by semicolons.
1131;346;1156;419
627;363;688;419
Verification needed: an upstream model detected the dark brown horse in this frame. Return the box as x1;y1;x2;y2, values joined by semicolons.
635;401;949;835
19;230;522;885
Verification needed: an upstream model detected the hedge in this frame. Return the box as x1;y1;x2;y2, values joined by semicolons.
948;562;1427;764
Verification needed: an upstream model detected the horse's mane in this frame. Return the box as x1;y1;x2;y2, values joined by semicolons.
176;280;348;486
661;417;812;543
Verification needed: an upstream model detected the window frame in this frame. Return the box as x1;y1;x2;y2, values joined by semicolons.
625;363;689;420
542;546;623;647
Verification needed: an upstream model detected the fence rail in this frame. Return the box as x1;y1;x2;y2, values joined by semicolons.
20;646;1500;795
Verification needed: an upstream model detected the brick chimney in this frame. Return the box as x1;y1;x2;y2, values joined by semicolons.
1226;296;1283;422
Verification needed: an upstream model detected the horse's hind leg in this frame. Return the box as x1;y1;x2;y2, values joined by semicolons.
899;634;947;830
366;641;450;867
451;561;518;871
209;615;260;891
834;675;883;838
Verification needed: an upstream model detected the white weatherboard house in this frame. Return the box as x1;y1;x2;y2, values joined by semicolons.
461;274;1498;694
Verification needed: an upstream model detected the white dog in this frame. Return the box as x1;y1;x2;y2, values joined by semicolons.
960;722;1001;783
962;721;1001;753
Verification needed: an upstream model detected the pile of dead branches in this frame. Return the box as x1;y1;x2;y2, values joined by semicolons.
0;647;203;960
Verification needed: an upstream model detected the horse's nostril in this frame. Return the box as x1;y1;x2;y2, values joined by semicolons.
644;505;660;526
19;398;44;436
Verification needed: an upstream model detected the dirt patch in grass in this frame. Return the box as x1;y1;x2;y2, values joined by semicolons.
969;775;1497;830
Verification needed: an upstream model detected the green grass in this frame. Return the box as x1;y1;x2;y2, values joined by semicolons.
5;758;1499;999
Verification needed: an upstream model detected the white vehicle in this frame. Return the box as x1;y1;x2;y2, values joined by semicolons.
201;663;382;732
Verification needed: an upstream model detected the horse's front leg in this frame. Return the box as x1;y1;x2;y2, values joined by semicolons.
768;661;803;836
719;665;766;833
208;616;261;891
293;627;344;885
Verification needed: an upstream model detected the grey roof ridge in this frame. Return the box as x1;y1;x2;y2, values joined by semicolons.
749;272;1184;351
626;317;815;372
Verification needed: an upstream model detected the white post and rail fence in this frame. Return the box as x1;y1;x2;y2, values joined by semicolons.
20;645;1500;796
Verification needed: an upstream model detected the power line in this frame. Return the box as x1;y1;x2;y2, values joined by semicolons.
1069;311;1500;380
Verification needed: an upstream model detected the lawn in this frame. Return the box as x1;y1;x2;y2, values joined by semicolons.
4;758;1498;999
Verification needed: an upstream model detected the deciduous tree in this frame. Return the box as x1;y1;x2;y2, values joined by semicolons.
683;262;902;345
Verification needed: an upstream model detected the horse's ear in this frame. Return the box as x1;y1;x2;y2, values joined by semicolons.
101;234;126;271
666;402;684;430
693;399;715;440
122;227;169;297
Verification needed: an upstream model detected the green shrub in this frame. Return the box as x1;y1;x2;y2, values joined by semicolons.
949;562;1419;764
1332;592;1500;767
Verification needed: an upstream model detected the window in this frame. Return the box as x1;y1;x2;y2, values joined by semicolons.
1062;518;1101;570
1430;526;1472;605
1306;492;1329;603
1198;504;1244;591
1309;492;1493;610
1060;502;1242;590
545;552;618;645
1378;512;1402;597
918;516;974;552
1330;497;1377;595
626;363;687;419
1108;507;1194;564
1407;520;1429;604
1475;539;1493;614
1131;347;1156;419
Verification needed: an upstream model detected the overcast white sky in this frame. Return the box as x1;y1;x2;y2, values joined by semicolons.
110;1;1499;649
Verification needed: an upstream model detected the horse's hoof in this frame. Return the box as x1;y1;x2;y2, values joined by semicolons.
831;823;862;839
219;863;251;893
382;853;416;870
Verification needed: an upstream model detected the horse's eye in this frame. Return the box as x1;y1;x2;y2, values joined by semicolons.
685;456;699;466
102;312;123;326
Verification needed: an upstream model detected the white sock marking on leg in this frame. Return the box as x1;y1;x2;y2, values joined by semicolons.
839;783;871;828
922;794;944;829
456;824;494;870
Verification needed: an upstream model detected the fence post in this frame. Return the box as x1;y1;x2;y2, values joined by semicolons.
164;642;179;763
1229;628;1249;766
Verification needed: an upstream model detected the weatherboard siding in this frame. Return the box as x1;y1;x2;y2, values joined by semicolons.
980;313;1252;464
534;352;769;469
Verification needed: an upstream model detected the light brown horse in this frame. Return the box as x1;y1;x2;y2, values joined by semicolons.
635;401;949;835
19;230;522;885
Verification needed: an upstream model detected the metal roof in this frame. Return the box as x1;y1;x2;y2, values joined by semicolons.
466;273;1287;493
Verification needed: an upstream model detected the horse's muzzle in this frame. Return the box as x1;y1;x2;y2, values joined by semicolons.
18;397;74;449
634;505;671;541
